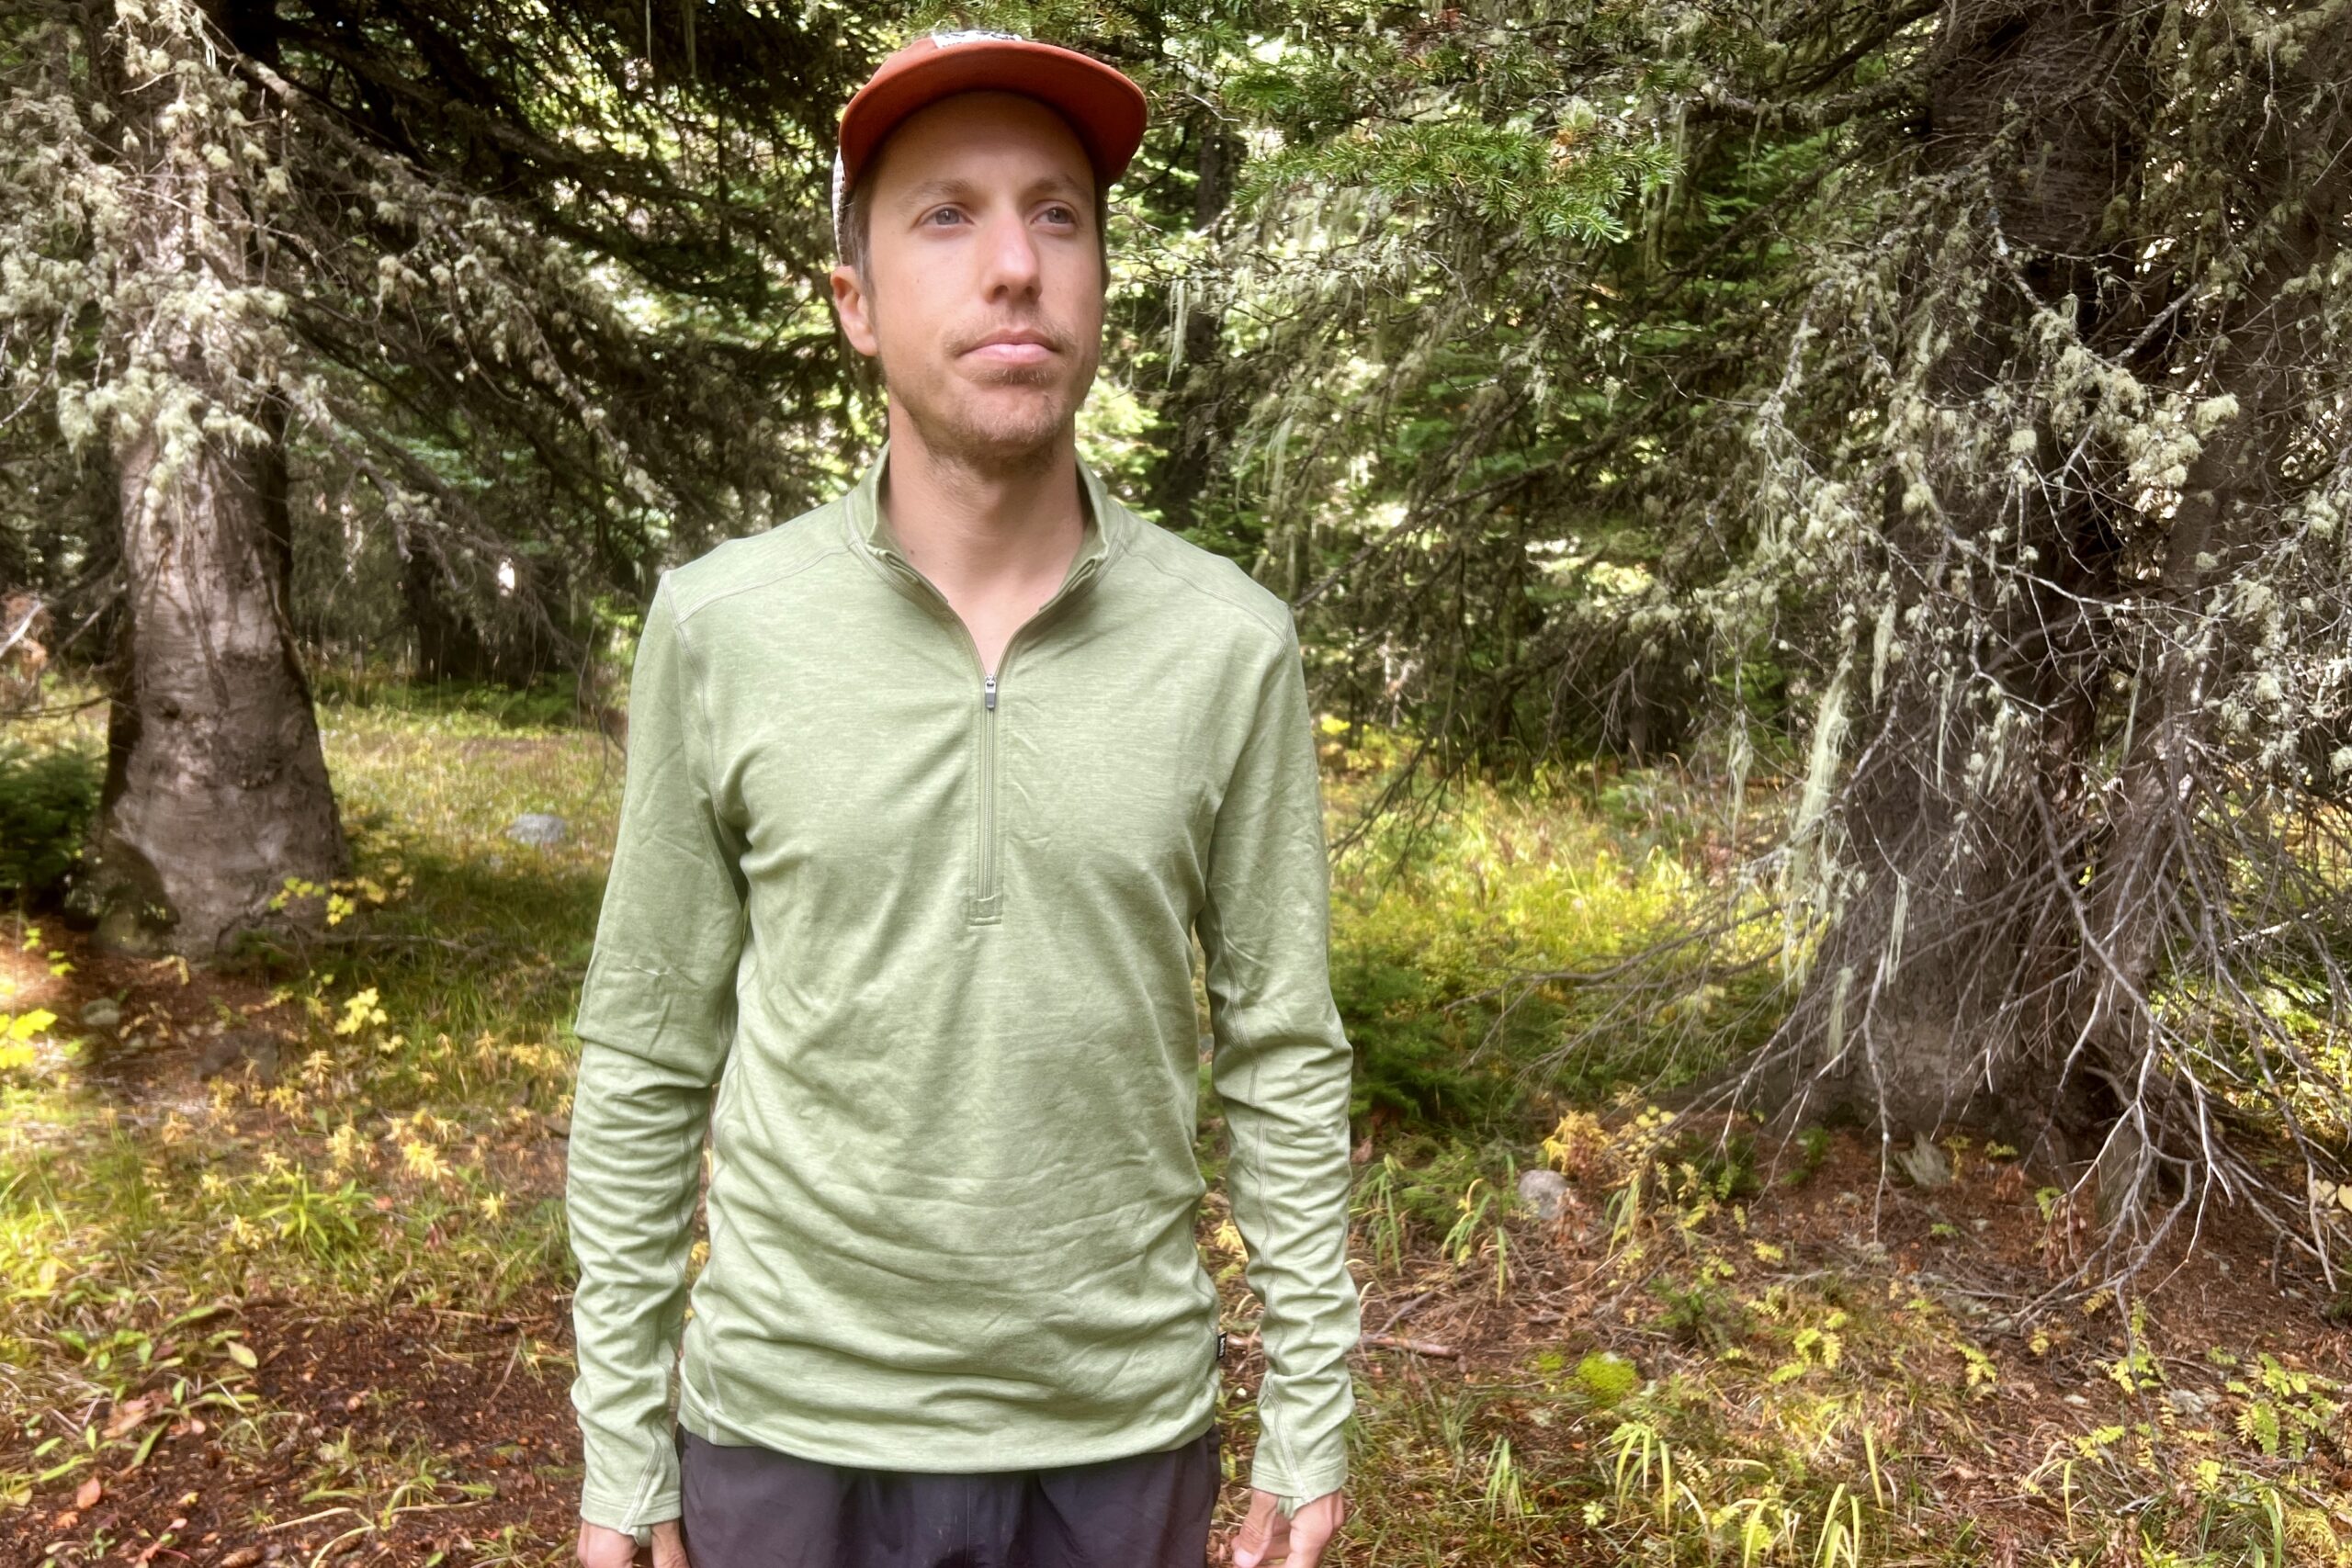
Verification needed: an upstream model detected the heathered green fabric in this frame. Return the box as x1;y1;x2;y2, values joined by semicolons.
564;444;1361;1538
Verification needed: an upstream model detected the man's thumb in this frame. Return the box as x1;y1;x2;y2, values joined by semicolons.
649;1520;690;1568
1230;1513;1272;1568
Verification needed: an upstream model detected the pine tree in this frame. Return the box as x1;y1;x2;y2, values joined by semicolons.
1;0;885;952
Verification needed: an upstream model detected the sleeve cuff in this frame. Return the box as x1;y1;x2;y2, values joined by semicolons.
1250;1450;1348;1511
580;1483;680;1544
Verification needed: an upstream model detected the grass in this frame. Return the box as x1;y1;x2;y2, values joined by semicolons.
1317;720;1787;1135
0;682;2348;1565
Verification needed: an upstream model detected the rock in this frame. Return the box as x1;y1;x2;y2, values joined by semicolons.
1516;1168;1571;1224
78;997;122;1032
2165;1388;2214;1417
504;813;569;847
1895;1130;1953;1189
196;1030;281;1087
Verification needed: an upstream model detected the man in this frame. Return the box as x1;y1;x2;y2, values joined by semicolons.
566;31;1359;1568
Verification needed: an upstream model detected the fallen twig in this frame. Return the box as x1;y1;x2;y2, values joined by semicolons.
1361;1333;1461;1359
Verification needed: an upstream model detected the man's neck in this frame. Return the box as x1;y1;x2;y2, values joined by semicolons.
877;413;1088;603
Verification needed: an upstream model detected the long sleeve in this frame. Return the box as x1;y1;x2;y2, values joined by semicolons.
1199;607;1362;1507
564;573;749;1539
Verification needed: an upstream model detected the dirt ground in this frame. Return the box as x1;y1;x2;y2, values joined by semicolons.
6;930;2350;1567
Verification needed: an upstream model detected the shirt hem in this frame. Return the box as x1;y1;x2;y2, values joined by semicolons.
674;1375;1220;1474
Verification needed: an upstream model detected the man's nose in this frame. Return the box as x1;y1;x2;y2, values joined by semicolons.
978;211;1043;299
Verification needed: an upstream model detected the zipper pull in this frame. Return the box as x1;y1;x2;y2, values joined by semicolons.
983;672;997;710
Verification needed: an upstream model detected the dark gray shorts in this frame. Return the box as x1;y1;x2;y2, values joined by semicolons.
673;1419;1222;1568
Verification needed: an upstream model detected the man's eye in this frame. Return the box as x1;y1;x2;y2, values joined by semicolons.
1041;205;1077;225
924;208;965;226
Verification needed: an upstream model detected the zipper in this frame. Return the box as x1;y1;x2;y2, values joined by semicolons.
978;670;999;915
869;536;1105;923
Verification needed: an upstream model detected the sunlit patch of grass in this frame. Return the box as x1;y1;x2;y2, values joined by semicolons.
0;693;613;1323
311;707;618;1063
0;687;607;1557
1320;737;1783;1138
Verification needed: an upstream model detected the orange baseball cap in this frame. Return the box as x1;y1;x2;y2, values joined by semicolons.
831;30;1148;250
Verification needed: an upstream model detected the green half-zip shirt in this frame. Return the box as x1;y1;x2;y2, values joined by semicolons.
563;443;1362;1538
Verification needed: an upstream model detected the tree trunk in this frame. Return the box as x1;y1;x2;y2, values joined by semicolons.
75;0;346;957
2057;33;2352;1179
401;537;498;683
1749;0;2146;1150
1148;109;1244;528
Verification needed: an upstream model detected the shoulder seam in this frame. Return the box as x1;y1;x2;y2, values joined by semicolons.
672;532;849;630
656;577;723;777
1126;543;1293;648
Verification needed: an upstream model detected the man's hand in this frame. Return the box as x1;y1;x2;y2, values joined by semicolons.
1227;1487;1347;1567
577;1517;687;1568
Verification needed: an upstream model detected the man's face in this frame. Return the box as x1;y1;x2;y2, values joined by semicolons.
831;91;1105;470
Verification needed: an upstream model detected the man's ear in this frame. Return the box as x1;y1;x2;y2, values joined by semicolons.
831;263;879;357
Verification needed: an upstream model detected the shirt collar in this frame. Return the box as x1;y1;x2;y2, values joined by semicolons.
842;439;1123;581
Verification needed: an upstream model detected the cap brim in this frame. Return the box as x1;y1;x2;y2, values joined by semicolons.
838;39;1148;195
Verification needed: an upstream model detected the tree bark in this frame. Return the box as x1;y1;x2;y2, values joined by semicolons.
2059;28;2352;1150
401;537;498;683
76;0;347;956
1750;0;2146;1147
1148;109;1244;528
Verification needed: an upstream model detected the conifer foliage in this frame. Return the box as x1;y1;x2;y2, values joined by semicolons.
0;0;879;951
5;0;2350;1278
1208;1;2352;1280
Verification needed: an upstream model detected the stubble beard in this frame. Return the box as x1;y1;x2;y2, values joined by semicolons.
876;303;1100;480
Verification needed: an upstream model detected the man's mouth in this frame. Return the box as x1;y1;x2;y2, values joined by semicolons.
963;331;1058;367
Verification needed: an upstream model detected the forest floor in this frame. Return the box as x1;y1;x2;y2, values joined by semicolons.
3;690;2349;1568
